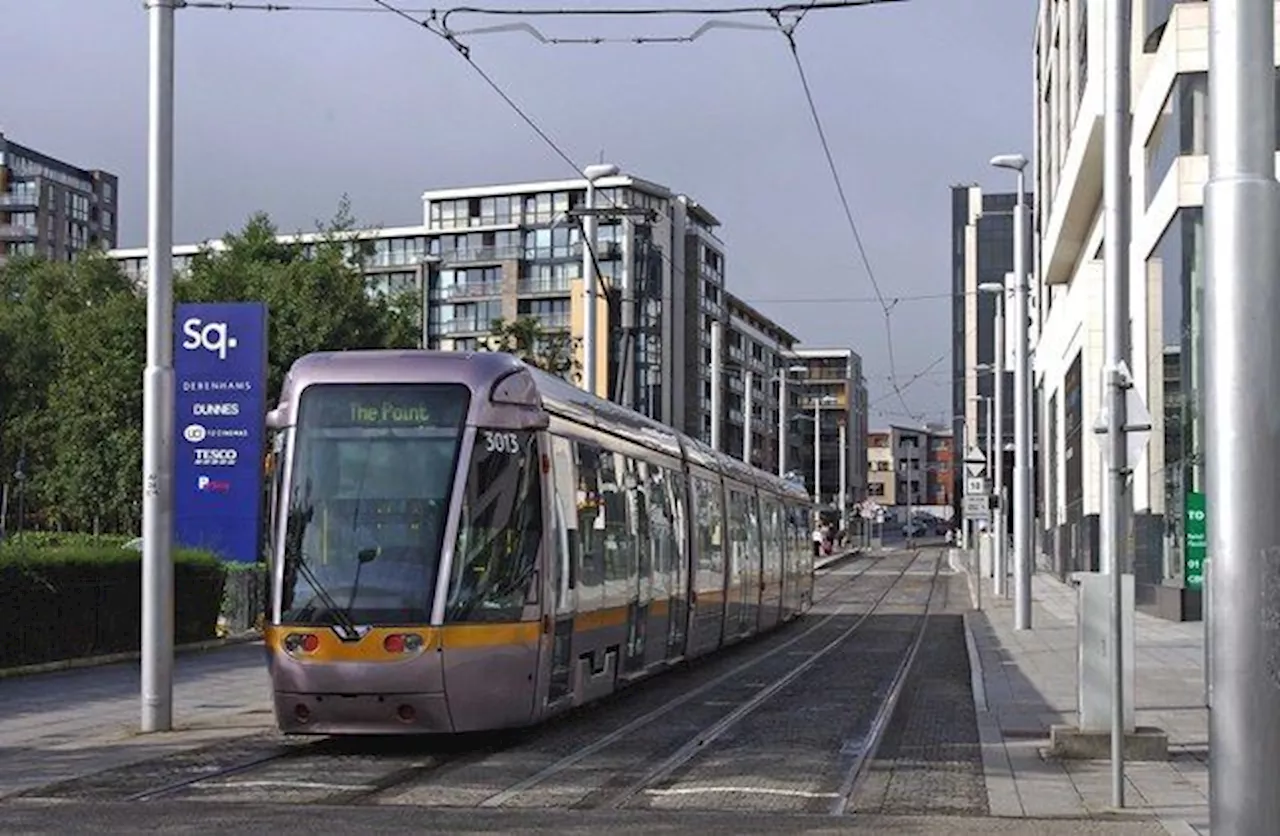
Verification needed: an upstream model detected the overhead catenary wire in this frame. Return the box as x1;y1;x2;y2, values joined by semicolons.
772;13;918;422
187;0;931;419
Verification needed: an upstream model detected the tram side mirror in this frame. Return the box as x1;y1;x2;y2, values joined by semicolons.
357;548;378;564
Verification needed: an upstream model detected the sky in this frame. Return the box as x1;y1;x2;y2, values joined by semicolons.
5;0;1037;428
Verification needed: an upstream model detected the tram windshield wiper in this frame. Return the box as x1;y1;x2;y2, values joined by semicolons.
293;554;362;640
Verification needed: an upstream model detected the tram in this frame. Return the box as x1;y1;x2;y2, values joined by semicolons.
263;350;815;735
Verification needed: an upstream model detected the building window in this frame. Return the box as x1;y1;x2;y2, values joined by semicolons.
1146;207;1204;585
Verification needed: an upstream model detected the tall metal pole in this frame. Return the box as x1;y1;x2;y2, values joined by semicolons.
1102;0;1133;808
1011;166;1032;632
813;400;821;504
986;396;994;572
838;418;847;534
777;373;787;477
581;179;599;396
710;320;722;451
994;281;1007;597
1205;0;1280;830
743;368;753;464
621;218;637;410
142;0;176;734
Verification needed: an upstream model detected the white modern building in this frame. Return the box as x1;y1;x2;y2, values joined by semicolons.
1032;0;1210;620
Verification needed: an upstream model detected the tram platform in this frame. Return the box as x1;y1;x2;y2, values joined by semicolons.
955;553;1209;835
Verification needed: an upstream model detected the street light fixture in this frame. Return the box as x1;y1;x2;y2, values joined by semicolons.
989;151;1032;632
581;163;620;398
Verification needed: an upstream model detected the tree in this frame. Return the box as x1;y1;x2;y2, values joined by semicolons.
482;316;582;382
178;204;420;403
0;199;422;534
0;253;146;531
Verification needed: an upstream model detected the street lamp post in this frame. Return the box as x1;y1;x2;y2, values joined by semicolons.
776;364;807;477
813;397;821;504
838;416;848;534
580;163;619;398
142;0;178;734
979;279;1008;597
710;320;723;451
990;152;1032;632
1204;0;1280;830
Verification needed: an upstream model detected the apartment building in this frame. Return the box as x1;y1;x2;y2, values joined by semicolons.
1032;0;1209;620
788;348;868;518
867;425;954;519
0;131;118;263
709;292;801;474
112;170;806;443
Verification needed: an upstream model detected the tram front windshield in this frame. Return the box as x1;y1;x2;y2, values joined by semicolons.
277;383;470;626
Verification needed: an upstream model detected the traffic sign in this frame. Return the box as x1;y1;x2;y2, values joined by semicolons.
965;476;987;495
1184;491;1206;590
963;494;990;521
964;446;987;478
1091;361;1154;469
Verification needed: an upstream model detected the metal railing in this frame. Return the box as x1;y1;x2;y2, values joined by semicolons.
517;277;572;295
437;282;503;300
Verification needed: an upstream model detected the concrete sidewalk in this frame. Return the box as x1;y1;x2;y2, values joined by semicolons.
954;552;1209;835
0;642;275;800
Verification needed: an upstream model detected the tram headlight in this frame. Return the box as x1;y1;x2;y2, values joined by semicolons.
284;633;320;655
383;633;426;654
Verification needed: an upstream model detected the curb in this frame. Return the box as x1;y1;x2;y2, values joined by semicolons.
815;548;865;571
0;632;263;680
962;611;988;713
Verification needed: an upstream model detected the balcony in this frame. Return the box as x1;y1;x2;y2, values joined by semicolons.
0;224;38;240
0;191;39;209
435;318;489;335
438;245;523;264
517;276;571;295
438;282;503;300
534;312;570;329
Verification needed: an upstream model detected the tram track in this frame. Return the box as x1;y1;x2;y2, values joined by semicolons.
9;550;912;811
470;550;936;813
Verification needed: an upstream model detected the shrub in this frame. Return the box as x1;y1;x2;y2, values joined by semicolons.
0;543;227;669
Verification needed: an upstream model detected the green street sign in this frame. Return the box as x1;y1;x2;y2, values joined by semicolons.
1185;491;1207;591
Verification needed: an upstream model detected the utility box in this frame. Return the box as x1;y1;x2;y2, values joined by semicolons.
1074;571;1136;733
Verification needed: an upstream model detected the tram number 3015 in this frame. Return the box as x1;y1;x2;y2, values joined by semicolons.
483;431;522;455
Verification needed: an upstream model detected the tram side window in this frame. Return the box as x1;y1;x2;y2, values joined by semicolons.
575;442;605;588
745;491;762;574
664;468;688;578
549;434;579;595
446;429;543;623
693;477;724;581
629;458;654;582
598;450;635;584
760;496;780;580
726;489;748;577
646;466;674;578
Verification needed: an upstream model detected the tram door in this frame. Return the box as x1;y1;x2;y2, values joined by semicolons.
663;469;689;661
544;436;578;706
624;457;653;676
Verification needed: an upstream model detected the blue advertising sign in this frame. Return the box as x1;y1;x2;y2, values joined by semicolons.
174;302;268;563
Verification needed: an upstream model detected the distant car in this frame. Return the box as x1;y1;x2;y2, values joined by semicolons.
123;537;143;551
903;520;929;537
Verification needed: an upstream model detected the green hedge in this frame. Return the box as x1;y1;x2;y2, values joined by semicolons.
0;543;227;669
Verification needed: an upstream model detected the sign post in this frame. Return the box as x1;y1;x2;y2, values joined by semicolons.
173;302;269;563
